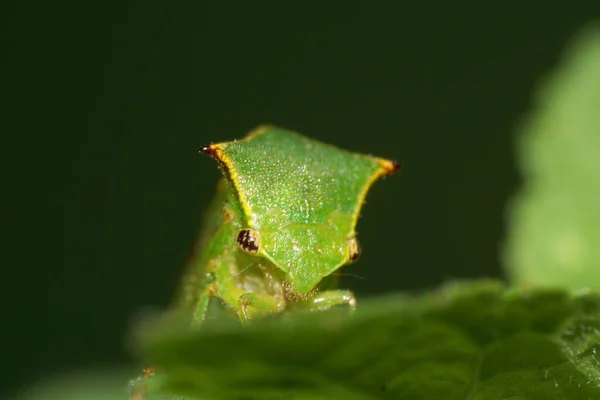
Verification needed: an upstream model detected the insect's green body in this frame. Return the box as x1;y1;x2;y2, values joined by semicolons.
130;126;397;398
175;126;398;323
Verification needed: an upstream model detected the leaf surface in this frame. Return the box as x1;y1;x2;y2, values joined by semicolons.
504;23;600;291
132;281;600;399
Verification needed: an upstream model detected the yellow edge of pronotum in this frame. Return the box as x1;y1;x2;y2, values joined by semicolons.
201;125;272;226
349;156;399;236
202;143;255;224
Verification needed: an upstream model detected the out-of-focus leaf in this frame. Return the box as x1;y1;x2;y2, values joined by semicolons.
504;23;600;291
11;369;134;400
130;280;600;399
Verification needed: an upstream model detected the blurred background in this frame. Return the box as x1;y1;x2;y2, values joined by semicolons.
4;1;600;397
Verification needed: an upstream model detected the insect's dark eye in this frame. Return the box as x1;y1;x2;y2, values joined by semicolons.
237;229;260;255
347;237;361;262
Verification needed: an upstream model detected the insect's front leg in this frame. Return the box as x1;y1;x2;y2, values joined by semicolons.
294;290;357;313
237;292;285;323
191;286;215;325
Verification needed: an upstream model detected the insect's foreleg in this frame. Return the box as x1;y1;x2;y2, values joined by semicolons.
191;286;215;325
295;290;356;313
237;293;284;323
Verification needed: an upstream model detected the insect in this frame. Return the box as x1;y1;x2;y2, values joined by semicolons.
130;125;398;398
175;125;398;323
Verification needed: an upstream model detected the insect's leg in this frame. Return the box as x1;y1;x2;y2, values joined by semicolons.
295;290;356;313
237;293;284;323
191;285;215;325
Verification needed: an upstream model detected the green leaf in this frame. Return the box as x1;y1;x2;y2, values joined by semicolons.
503;23;600;291
131;280;600;399
11;370;136;400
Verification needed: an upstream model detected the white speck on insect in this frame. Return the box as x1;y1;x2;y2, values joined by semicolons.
249;212;259;226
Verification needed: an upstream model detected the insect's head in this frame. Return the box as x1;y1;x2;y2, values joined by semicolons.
236;227;361;263
232;223;363;294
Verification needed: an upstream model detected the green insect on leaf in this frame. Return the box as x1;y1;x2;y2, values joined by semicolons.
174;125;398;324
130;125;398;399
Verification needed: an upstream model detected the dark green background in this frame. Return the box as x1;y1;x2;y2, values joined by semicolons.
4;1;600;397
